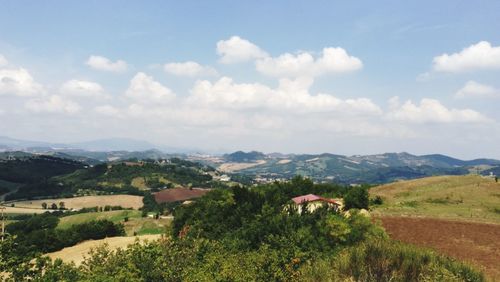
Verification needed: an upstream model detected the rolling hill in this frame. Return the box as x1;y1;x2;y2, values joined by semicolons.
221;152;500;184
369;174;500;223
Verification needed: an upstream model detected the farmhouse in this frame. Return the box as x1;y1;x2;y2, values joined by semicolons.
291;194;340;213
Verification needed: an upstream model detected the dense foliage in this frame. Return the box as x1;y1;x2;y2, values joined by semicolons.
4;157;222;200
343;185;369;210
5;213;124;258
0;176;484;281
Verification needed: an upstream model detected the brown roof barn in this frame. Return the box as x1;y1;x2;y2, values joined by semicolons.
154;188;210;204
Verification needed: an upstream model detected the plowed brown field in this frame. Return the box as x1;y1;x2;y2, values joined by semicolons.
379;216;500;280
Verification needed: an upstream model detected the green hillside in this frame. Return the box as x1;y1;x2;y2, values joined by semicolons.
370;175;500;223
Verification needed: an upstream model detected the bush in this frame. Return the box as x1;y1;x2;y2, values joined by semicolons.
344;186;369;210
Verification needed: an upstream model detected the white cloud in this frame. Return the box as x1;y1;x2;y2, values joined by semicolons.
188;76;380;115
94;105;121;117
125;72;175;103
0;54;7;67
60;79;107;98
386;97;489;123
25;95;80;114
256;47;363;78
0;68;43;96
216;36;268;64
432;41;500;73
455;80;500;99
85;55;128;72
164;61;218;77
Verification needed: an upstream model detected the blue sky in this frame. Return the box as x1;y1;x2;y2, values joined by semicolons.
1;1;500;158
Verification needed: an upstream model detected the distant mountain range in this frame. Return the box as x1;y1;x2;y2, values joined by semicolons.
2;136;499;184
0;136;195;154
219;151;500;184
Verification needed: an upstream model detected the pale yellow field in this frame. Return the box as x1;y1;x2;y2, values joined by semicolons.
0;206;48;214
13;195;144;210
46;234;162;265
218;160;266;172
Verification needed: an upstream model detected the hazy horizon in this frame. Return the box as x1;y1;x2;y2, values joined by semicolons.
1;1;500;159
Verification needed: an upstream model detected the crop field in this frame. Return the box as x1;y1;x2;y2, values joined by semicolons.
46;234;163;266
0;206;48;214
57;210;171;236
12;195;144;210
379;216;500;280
370;175;500;224
218;160;267;172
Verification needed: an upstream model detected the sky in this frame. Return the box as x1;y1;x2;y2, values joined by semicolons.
1;1;500;158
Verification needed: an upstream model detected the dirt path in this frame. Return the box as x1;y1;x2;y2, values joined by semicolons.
378;216;500;280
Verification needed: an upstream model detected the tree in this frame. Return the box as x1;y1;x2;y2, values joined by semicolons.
343;186;369;210
50;203;58;210
41;202;48;209
59;202;65;210
496;176;498;183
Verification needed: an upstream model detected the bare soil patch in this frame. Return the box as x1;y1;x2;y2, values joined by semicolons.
378;216;500;280
154;188;209;203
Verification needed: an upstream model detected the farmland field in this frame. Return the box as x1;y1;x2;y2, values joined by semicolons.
370;175;500;224
12;195;144;210
379;216;500;280
46;234;162;266
58;210;172;236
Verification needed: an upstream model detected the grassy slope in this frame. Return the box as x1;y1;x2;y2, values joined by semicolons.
46;234;163;266
370;175;500;224
57;210;172;236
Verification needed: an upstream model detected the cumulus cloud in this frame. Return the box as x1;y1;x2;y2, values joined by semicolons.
455;81;500;99
256;47;363;78
60;79;107;98
386;97;489;123
0;68;43;96
85;55;128;72
25;95;80;114
125;72;175;103
164;61;218;77
188;76;380;115
216;36;268;64
0;54;7;67
432;41;500;73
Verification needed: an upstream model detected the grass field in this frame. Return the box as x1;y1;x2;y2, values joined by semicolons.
46;234;162;266
370;175;500;224
13;195;144;210
57;210;172;236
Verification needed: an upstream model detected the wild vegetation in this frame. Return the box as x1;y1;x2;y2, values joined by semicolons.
0;176;484;281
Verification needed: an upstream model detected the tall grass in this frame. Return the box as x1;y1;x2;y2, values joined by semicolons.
300;238;484;282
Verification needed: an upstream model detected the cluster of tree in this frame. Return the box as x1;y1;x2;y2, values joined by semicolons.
5;213;124;258
3;157;222;201
0;155;84;184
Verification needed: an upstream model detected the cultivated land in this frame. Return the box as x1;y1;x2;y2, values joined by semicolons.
57;210;172;236
218;160;267;172
12;195;144;210
46;234;162;266
370;174;500;224
370;175;500;280
379;217;500;280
